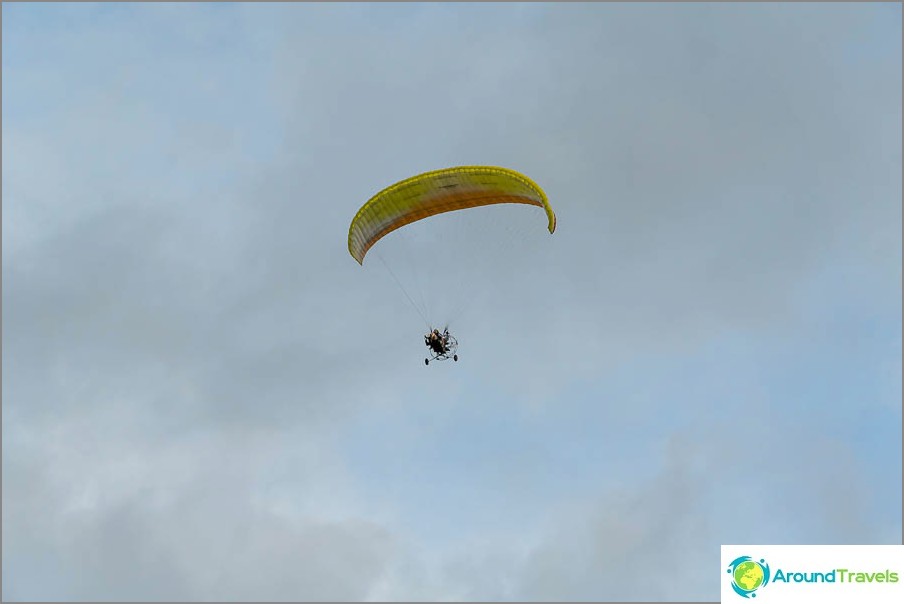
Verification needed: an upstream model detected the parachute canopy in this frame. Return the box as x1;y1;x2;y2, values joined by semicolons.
348;165;555;264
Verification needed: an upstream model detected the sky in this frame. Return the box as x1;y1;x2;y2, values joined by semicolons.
2;2;901;601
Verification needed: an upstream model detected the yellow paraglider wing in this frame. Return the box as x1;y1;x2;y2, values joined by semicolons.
348;166;556;265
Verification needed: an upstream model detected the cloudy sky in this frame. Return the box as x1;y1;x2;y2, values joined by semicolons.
3;2;901;601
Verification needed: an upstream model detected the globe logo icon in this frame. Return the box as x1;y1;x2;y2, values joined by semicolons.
726;556;771;598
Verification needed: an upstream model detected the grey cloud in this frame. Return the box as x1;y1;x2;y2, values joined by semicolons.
369;434;715;602
3;416;393;601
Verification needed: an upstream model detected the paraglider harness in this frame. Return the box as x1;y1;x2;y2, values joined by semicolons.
424;328;458;365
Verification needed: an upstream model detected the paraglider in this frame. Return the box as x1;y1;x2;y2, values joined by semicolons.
348;165;556;365
424;327;458;365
